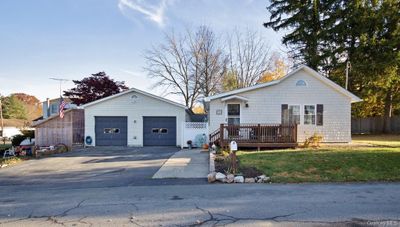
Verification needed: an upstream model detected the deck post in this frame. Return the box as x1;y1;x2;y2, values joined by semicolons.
220;124;224;148
257;124;261;151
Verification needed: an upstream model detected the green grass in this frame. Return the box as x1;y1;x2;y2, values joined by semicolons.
237;135;400;183
352;134;400;147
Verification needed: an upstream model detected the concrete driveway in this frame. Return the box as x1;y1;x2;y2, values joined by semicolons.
0;146;205;189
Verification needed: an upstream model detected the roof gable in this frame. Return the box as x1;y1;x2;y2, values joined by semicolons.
81;88;187;109
205;65;362;103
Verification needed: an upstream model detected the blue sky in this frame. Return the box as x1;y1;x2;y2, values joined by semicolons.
0;0;285;102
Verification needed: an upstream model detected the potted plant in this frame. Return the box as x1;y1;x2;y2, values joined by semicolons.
187;140;193;149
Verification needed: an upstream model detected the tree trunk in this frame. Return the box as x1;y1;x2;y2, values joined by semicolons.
382;92;393;133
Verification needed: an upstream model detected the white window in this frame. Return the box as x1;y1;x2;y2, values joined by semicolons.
289;105;300;124
50;103;58;114
304;105;316;125
104;128;120;134
227;104;240;125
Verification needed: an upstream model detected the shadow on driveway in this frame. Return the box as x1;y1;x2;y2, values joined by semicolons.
0;146;207;191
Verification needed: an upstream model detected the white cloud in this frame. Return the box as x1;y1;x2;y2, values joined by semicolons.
118;0;169;27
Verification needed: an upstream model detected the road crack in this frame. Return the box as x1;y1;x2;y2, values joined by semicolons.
190;204;297;226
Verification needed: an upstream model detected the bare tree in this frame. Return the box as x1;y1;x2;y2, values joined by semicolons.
194;26;227;98
227;29;273;89
145;31;200;109
144;26;227;109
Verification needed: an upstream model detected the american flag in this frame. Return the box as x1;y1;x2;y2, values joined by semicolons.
59;97;67;119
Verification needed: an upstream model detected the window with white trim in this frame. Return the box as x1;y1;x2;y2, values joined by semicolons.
282;104;300;125
304;105;316;125
289;105;300;124
227;104;240;125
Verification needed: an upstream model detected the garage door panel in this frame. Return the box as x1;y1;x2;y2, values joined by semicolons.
143;117;176;146
95;116;127;146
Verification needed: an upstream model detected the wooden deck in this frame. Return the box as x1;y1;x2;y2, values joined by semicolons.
210;124;298;149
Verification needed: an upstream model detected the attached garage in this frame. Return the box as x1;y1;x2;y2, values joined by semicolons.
82;88;188;147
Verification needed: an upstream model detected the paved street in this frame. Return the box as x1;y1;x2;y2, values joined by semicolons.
0;147;399;226
0;182;400;226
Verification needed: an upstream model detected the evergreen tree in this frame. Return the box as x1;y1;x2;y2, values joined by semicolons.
264;0;326;69
265;0;400;121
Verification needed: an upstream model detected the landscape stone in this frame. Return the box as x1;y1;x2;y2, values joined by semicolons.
245;178;255;183
258;175;267;180
207;172;216;183
226;174;235;183
264;176;271;182
234;176;244;183
215;172;226;182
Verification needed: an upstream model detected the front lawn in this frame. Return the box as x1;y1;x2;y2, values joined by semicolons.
352;134;400;147
237;135;400;183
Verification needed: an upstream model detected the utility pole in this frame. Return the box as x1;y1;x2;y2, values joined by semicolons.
0;97;4;144
345;61;351;90
49;78;69;97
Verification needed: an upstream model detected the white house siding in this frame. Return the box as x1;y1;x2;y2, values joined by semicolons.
84;91;187;146
209;70;352;142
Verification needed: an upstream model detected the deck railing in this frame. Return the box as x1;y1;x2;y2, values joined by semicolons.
217;123;297;147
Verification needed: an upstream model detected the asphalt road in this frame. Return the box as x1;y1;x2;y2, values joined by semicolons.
0;147;399;226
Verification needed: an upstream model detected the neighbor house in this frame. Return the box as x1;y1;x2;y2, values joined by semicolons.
38;97;76;120
82;88;198;147
32;109;84;148
0;119;29;139
32;98;83;148
205;65;362;148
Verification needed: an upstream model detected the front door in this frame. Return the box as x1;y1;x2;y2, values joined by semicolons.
227;104;240;125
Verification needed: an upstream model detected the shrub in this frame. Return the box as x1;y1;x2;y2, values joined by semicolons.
11;135;27;146
21;130;35;138
304;133;323;148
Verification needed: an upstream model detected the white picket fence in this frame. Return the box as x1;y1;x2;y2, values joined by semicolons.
181;122;208;148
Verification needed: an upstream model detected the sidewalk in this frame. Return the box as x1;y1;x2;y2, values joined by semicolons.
152;149;209;179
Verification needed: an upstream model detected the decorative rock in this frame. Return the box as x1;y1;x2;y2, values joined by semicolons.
215;172;226;182
264;176;271;182
0;164;8;168
207;172;216;183
244;178;256;183
258;175;267;180
257;178;263;183
226;174;235;183
234;176;244;183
